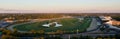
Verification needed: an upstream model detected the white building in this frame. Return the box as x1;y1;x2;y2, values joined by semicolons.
42;22;62;27
42;24;50;27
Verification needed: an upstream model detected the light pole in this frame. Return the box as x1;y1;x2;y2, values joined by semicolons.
77;29;79;34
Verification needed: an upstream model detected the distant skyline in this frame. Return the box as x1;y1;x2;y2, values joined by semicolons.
0;0;120;13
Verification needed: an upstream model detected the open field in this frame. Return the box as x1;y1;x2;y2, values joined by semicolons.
13;17;92;33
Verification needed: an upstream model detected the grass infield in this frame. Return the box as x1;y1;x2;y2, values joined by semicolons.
13;17;92;33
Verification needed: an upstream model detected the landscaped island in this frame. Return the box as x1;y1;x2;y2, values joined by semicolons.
12;17;92;34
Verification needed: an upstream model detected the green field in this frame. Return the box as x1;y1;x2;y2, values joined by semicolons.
13;17;92;33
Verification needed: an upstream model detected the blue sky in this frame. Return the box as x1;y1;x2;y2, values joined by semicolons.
0;0;120;13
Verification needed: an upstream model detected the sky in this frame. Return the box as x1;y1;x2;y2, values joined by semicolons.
0;0;120;13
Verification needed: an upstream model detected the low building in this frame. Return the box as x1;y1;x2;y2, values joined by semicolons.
99;16;112;22
111;20;120;26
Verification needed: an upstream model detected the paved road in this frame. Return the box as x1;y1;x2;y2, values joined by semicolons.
61;33;115;39
87;18;98;31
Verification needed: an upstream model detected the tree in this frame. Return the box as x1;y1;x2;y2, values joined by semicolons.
1;35;16;39
1;35;7;39
40;37;45;39
95;36;103;39
38;30;44;34
45;36;62;39
13;28;18;33
2;30;11;35
30;30;36;34
115;34;120;39
100;25;106;31
12;28;19;36
71;37;78;39
56;30;63;34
